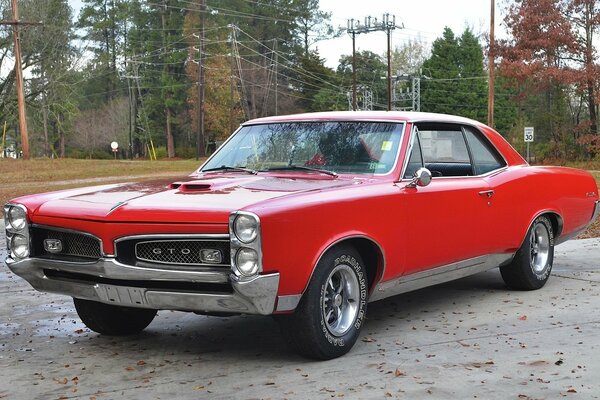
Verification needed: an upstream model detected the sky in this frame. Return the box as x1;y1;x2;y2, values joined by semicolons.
316;0;501;68
67;0;503;68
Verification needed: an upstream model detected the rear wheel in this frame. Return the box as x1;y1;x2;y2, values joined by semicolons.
74;298;157;336
500;216;554;290
277;245;368;360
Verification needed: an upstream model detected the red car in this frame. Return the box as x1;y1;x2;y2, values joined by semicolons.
4;112;599;359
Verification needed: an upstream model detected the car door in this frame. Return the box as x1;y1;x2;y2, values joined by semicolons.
400;122;498;275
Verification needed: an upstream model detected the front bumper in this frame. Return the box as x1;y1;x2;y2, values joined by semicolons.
6;256;279;315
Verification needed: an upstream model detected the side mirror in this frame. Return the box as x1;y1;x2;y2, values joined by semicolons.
407;167;432;188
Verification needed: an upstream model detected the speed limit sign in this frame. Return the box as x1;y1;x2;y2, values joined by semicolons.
524;127;534;142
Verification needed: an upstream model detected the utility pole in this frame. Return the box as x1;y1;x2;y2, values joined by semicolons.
386;15;393;111
229;30;235;134
195;0;207;159
347;14;401;112
0;0;42;159
347;25;357;111
273;39;278;116
488;0;495;128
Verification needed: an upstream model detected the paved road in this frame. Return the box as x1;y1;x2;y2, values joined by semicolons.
1;220;599;399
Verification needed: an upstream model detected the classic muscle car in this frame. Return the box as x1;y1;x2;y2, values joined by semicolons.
4;111;599;359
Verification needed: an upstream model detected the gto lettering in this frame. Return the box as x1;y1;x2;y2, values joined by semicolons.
150;248;192;256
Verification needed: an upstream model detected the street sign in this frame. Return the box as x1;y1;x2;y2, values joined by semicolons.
110;141;119;150
524;127;534;142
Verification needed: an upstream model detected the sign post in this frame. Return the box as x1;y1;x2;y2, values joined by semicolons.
110;141;119;160
524;127;534;163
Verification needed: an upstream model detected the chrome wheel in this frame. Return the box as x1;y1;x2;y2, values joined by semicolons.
530;222;550;273
322;264;360;337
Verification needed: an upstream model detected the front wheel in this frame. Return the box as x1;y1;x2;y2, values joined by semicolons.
277;245;368;360
74;298;157;336
500;215;554;290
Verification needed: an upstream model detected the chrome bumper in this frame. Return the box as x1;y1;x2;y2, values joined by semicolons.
6;256;279;315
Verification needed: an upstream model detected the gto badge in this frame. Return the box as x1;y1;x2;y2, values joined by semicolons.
200;249;222;264
43;239;63;253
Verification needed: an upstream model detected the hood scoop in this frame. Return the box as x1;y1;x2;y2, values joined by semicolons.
170;182;212;192
169;177;255;193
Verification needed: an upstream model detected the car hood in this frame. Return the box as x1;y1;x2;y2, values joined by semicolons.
32;174;357;224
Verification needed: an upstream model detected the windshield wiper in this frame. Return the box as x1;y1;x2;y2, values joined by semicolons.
263;165;338;177
202;165;258;175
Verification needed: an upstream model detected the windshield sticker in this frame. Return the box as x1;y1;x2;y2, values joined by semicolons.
381;141;393;151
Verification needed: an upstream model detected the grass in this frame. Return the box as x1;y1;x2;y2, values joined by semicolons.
0;158;203;207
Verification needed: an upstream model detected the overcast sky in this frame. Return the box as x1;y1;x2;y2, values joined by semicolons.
317;0;502;68
67;0;503;68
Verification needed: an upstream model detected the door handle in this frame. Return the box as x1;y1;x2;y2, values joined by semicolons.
478;190;495;198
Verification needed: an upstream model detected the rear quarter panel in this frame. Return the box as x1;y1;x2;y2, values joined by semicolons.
485;165;598;253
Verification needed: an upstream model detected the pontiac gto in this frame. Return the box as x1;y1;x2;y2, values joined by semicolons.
4;111;599;359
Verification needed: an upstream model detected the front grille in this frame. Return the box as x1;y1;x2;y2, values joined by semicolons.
116;237;230;268
31;226;102;261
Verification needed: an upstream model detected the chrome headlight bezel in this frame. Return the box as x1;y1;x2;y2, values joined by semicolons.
233;214;258;243
4;203;30;260
229;211;262;278
5;204;28;233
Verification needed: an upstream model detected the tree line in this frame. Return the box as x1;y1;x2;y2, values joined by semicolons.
0;0;599;162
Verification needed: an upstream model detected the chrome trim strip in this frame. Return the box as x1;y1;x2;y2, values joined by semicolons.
7;256;231;283
276;294;302;312
31;224;106;257
115;233;229;244
369;253;514;302
399;166;509;184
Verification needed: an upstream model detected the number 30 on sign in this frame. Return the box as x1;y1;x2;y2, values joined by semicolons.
524;127;534;142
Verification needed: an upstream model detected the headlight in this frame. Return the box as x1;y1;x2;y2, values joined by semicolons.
229;211;262;278
10;234;30;258
236;248;259;276
234;214;258;243
7;205;27;232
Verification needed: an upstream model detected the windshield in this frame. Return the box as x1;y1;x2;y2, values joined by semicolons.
201;121;404;176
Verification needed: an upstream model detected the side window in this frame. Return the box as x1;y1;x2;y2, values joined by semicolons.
416;124;473;177
403;130;423;179
463;127;506;175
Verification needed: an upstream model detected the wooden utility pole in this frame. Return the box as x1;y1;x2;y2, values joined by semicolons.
196;0;207;159
0;0;41;159
351;31;357;111
386;22;392;111
488;0;495;128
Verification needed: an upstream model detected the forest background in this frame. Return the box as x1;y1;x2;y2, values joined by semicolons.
1;0;599;163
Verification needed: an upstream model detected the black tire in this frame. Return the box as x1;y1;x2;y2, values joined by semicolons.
277;245;368;360
500;215;554;290
73;298;157;336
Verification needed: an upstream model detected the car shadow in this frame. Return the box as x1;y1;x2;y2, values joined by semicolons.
75;269;509;362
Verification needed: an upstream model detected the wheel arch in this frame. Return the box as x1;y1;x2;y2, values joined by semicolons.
308;235;385;298
523;210;563;246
